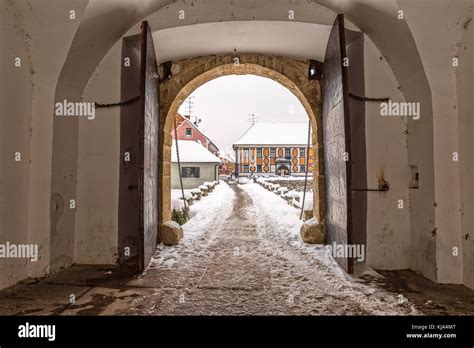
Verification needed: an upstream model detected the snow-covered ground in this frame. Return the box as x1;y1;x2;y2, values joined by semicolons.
239;182;338;271
239;183;419;314
149;181;236;269
144;181;419;315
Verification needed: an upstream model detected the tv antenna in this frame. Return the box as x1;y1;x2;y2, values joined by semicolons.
185;96;195;118
248;113;258;125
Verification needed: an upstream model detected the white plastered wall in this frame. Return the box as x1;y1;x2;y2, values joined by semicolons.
456;5;474;289
0;0;87;288
75;41;124;264
363;37;411;269
399;0;473;285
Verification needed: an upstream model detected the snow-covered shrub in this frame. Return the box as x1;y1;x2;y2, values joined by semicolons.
199;185;209;196
177;191;193;201
238;177;250;184
172;198;185;211
286;190;300;199
277;187;288;195
171;208;187;226
191;188;202;200
203;181;215;192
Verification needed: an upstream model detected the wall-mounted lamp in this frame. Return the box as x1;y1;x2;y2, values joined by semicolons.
308;59;323;80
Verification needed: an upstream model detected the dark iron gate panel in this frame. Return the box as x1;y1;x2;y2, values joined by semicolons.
345;30;367;253
118;35;141;267
138;21;159;272
322;14;354;273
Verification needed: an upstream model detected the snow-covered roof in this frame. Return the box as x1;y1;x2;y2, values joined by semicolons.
233;122;310;146
171;140;220;163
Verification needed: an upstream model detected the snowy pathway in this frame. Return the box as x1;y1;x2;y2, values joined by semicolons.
126;182;419;315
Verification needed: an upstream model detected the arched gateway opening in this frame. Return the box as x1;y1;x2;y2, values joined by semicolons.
158;54;325;231
113;18;364;274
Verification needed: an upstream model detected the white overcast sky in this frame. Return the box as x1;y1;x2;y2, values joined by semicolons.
177;75;308;155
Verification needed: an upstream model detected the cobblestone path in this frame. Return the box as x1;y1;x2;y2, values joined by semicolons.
124;184;417;315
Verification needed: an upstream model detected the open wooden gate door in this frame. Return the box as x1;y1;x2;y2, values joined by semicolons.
118;21;159;273
322;14;354;273
137;21;160;272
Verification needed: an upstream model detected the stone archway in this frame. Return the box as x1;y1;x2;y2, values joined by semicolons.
157;53;325;231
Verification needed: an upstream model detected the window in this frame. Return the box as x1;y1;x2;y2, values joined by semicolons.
257;148;262;157
185;128;192;137
257;165;262;172
243;165;249;173
270;148;276;157
285;148;291;159
181;167;200;178
299;148;306;157
300;165;305;172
